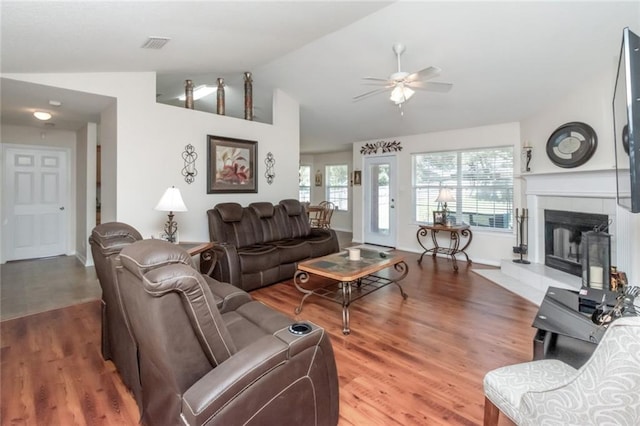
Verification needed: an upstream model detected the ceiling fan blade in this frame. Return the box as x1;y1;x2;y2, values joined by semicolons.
406;66;442;82
362;77;391;83
408;81;453;93
353;87;391;101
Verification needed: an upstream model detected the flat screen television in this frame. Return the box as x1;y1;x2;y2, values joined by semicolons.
613;27;640;213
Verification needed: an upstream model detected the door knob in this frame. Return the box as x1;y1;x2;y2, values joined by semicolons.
59;206;65;211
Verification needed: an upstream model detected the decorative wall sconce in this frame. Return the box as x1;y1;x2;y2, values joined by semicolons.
216;78;225;115
522;143;533;173
264;152;275;184
182;144;198;184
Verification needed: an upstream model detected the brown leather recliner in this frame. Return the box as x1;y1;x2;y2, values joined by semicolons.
90;223;254;413
117;239;340;426
89;222;144;405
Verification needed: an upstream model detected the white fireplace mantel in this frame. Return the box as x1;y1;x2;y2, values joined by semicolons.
523;169;618;265
523;169;617;198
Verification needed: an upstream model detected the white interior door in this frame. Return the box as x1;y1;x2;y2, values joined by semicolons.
364;155;397;247
3;146;69;261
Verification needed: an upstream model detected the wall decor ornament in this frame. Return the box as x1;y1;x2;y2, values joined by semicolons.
522;143;532;173
360;140;403;155
216;78;225;115
353;170;362;186
181;144;198;184
546;122;597;168
264;152;275;184
244;72;253;121
184;79;194;109
315;170;322;187
207;135;257;194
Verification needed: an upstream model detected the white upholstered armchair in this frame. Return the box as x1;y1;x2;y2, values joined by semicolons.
483;315;640;425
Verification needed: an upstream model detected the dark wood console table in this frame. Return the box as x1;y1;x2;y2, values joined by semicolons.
416;224;472;271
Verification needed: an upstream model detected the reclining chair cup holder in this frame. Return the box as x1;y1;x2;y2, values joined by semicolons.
288;322;313;335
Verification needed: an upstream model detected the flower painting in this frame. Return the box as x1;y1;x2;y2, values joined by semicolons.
207;136;257;193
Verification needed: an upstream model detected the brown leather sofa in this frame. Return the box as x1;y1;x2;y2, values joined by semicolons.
117;239;340;426
207;199;339;291
90;222;253;413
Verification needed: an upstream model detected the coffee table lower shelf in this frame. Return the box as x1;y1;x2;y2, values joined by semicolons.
294;262;408;335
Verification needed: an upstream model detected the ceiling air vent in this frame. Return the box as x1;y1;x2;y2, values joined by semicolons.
142;37;171;49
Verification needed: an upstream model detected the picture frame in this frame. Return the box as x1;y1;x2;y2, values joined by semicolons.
207;135;257;194
433;210;446;225
315;171;323;187
353;170;362;186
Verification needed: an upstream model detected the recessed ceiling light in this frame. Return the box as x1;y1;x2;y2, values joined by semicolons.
49;100;62;107
33;111;52;120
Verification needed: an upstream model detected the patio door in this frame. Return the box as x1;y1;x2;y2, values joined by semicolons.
363;155;397;247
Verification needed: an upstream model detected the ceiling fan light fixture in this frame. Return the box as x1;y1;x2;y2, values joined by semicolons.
390;85;415;104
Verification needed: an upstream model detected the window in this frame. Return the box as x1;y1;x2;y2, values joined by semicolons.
299;165;311;202
325;164;349;211
412;147;513;230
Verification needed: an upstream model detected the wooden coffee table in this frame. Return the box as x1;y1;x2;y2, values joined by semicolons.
293;249;408;334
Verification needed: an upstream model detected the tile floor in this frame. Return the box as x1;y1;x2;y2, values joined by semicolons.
0;230;353;321
0;255;101;321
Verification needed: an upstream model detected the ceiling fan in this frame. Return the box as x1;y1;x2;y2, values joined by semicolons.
354;42;453;109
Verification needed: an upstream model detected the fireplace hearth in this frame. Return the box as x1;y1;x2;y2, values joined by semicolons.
544;209;608;277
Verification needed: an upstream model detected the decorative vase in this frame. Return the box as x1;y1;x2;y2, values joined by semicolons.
216;78;225;115
244;72;253;121
184;79;194;109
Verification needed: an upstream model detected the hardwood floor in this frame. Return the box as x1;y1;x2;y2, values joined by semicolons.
1;250;533;425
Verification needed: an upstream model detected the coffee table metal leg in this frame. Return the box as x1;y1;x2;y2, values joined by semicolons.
341;281;352;335
392;261;409;299
294;270;313;315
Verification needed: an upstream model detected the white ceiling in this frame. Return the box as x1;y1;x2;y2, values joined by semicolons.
1;1;637;154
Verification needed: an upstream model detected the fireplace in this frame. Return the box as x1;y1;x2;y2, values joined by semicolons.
544;209;608;277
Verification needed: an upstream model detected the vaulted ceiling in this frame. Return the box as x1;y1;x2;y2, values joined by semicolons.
2;1;637;153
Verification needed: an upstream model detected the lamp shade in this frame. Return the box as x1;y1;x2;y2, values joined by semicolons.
435;188;455;203
155;187;188;212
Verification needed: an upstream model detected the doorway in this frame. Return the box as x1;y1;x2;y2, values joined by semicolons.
3;144;70;261
363;155;397;247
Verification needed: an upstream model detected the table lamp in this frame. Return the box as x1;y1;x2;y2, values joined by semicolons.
435;188;455;225
155;186;187;243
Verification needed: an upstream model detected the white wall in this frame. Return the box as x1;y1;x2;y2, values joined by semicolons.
352;122;521;266
520;66;640;285
75;123;98;266
1;125;78;259
520;70;616;174
3;72;300;242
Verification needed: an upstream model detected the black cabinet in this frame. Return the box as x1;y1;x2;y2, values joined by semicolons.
532;287;613;368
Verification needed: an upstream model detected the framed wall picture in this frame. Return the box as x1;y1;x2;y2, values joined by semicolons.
353;170;362;186
207;135;257;193
433;210;446;225
315;171;322;187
